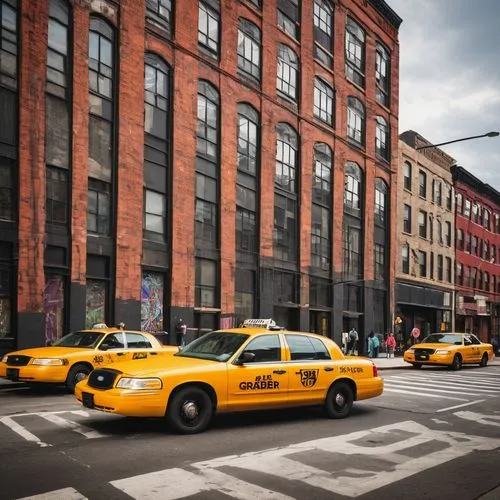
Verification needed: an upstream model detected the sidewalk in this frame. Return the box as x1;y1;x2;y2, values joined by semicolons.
371;354;500;371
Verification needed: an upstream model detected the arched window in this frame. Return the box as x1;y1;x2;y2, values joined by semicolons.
275;123;298;193
374;178;388;226
347;96;365;145
277;44;299;101
238;18;261;81
314;77;334;126
345;17;365;88
344;161;362;216
375;42;390;106
313;0;333;67
375;116;389;160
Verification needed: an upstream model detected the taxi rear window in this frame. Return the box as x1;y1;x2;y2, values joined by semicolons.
176;332;249;362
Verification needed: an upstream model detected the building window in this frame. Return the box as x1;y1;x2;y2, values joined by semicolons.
456;193;463;214
235;268;255;320
464;199;471;218
374;178;387;226
146;0;172;36
277;0;299;40
374;243;385;281
437;254;443;281
274;123;298;263
465;233;471;252
471;235;478;255
198;0;219;59
456;263;463;286
492;244;497;264
238;18;261;82
343;225;362;279
277;44;299;102
46;166;68;224
345;17;365;88
141;271;164;332
1;0;17;89
313;77;334;126
403;161;412;191
344;161;362;217
484;272;490;292
430;252;434;279
478;271;483;290
484;209;491;231
375;42;389;107
402;243;409;274
419;251;426;278
195;258;217;307
418;210;427;238
470;267;477;288
457;228;464;250
375;116;389;160
87;179;110;235
437;219;443;244
433;179;442;206
236;103;259;255
144;54;170;243
418;170;427;198
446;185;452;210
46;0;69;98
313;0;333;68
347;96;365;145
403;204;411;234
445;221;451;246
311;143;332;271
472;202;479;223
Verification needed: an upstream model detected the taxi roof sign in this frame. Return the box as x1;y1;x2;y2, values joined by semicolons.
242;319;278;329
92;323;108;329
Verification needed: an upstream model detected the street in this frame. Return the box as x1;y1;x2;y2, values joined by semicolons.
0;367;499;500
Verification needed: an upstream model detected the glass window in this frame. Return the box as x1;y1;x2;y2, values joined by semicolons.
403;204;411;233
46;0;69;97
46;95;70;169
237;18;261;81
313;0;333;67
343;225;362;279
312;143;332;206
0;0;18;89
484;209;491;230
464;199;471;218
274;192;298;263
418;210;427;238
313;77;334;126
403;161;411;191
196;80;219;160
345;17;365;88
419;250;426;277
125;332;153;348
437;254;443;281
286;334;317;361
311;204;330;271
243;334;281;362
275;122;298;194
375;42;389;106
419;170;427;198
446;185;452;210
87;179;110;235
375;116;389;160
374;243;385;281
437;219;442;244
145;0;173;36
277;44;299;102
457;229;464;250
347;96;364;145
445;221;451;246
374;178;387;226
277;0;299;40
195;258;218;308
402;243;409;274
456;193;463;214
46;166;68;224
144;189;166;236
198;1;219;58
44;274;65;344
0;158;14;222
344;161;362;217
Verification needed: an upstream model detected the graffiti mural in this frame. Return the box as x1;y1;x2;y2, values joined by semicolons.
0;298;11;338
44;275;65;344
141;272;164;333
86;280;107;329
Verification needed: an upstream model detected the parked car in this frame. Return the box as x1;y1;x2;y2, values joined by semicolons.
0;325;178;391
75;319;384;434
403;332;495;370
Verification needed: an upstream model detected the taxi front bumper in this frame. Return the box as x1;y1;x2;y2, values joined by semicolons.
403;351;454;366
75;380;167;418
0;362;68;383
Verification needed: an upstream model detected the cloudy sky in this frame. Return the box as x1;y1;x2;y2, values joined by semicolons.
387;0;500;189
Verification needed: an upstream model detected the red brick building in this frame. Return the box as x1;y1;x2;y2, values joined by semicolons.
452;166;500;344
0;0;401;353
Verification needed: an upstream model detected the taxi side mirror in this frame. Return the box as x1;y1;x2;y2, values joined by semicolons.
234;352;255;365
99;343;111;351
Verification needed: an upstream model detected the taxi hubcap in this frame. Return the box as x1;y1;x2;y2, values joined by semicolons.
335;392;345;407
182;401;199;421
75;372;87;382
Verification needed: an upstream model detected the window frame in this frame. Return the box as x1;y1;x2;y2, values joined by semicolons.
277;44;299;102
347;96;365;146
237;18;261;82
313;77;334;126
198;0;220;59
345;16;365;88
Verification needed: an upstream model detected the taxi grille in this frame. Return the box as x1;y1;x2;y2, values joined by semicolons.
414;348;436;356
88;369;121;389
6;355;31;366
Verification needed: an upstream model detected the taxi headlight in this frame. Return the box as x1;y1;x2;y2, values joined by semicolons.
32;358;67;366
435;349;450;355
1;354;7;363
116;377;163;390
406;348;414;354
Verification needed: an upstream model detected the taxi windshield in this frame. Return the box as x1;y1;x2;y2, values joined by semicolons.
422;334;463;345
175;331;249;362
52;331;105;348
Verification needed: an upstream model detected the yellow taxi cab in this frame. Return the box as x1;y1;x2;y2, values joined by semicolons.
403;332;495;370
75;319;384;434
0;324;178;391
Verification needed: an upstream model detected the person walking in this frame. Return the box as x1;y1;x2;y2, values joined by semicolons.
348;327;358;355
372;332;380;358
367;331;375;358
175;318;187;347
385;331;396;358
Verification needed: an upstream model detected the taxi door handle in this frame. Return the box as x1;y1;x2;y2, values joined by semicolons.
273;370;286;375
116;352;125;356
324;367;333;372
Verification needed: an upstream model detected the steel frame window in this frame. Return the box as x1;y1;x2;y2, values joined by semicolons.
347;96;364;145
374;243;385;280
146;0;172;36
375;42;389;106
46;0;68;98
46;166;68;224
344;162;362;217
237;18;261;81
374;178;387;226
277;44;299;101
313;0;333;67
87;179;110;235
198;1;219;58
402;243;409;274
345;17;365;88
313;77;334;126
277;0;299;40
375;116;389;160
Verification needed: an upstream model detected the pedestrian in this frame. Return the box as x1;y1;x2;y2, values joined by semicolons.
372;332;380;358
386;331;396;358
348;327;358;355
175;318;187;347
367;331;375;358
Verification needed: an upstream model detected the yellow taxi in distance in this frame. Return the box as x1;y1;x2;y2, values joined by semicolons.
404;332;495;370
0;325;178;391
75;319;384;434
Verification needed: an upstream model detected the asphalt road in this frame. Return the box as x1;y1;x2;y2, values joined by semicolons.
0;366;499;500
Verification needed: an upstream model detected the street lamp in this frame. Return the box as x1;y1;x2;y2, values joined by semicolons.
415;131;499;151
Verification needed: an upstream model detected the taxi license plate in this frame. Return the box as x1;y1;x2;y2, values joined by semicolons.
82;392;94;409
6;368;19;380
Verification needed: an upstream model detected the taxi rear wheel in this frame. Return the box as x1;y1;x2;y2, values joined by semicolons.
480;353;488;367
66;363;92;393
167;386;213;434
324;382;353;419
451;354;462;371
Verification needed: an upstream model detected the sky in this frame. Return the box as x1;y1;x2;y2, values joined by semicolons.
387;0;500;190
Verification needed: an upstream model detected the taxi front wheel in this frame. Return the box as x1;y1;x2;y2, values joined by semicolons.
324;382;354;419
166;386;213;434
66;363;91;393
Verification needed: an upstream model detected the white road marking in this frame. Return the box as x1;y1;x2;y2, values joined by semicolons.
431;418;451;424
382;388;468;401
111;421;500;499
17;487;87;499
436;400;486;413
388;375;500;392
40;413;108;439
383;381;488;396
428;374;500;385
0;416;51;448
454;410;500;427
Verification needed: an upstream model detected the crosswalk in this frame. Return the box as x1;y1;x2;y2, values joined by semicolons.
382;369;500;409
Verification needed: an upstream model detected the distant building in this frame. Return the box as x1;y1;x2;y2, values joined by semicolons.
452;166;500;343
0;0;402;353
396;131;456;341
